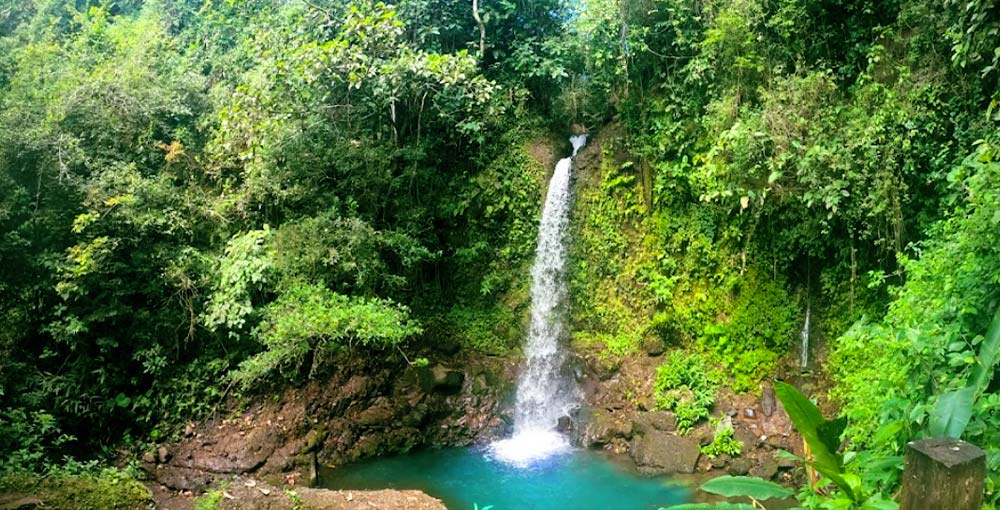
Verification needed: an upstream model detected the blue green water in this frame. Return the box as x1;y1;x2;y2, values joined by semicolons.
319;447;689;510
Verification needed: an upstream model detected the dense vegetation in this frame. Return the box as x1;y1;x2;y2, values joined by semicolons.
1;0;999;508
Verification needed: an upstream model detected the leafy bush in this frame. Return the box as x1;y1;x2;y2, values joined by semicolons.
700;272;797;393
654;351;721;432
0;409;76;474
701;417;743;458
230;282;421;389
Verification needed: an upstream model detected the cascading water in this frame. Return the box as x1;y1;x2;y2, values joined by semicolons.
800;303;811;368
489;134;588;467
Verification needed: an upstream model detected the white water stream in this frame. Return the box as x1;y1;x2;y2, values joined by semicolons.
800;303;811;368
490;135;587;467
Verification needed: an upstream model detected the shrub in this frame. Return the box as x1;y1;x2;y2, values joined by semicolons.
654;351;721;432
701;417;743;458
230;282;421;389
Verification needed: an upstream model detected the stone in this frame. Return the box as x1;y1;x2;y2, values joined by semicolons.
744;408;756;419
556;416;573;434
632;411;677;435
734;426;757;449
142;451;156;464
761;384;776;417
580;409;632;447
355;402;396;427
629;431;701;475
750;459;779;480
777;453;798;469
430;365;464;394
710;454;730;468
728;458;752;476
157;446;172;464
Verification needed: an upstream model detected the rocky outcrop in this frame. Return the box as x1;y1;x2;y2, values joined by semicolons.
146;353;514;492
629;431;701;475
577;408;632;448
223;477;442;510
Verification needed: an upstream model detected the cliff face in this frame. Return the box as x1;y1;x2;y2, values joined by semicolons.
146;352;516;492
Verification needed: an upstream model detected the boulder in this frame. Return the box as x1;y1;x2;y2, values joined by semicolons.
632;411;677;435
750;458;779;480
728;458;752;476
579;409;632;447
629;431;701;475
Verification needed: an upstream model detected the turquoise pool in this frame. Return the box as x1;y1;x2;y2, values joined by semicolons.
319;446;689;510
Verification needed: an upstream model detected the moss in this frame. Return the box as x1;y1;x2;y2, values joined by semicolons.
195;489;224;510
0;473;152;510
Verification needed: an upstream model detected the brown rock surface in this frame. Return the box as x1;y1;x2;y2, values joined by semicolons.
148;352;513;492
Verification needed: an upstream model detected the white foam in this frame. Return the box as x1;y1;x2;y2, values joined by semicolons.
487;429;571;468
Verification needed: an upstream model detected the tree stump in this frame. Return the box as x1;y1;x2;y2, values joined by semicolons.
900;437;985;510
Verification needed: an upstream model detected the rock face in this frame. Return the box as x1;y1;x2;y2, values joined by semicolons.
578;408;632;448
147;352;513;492
629;431;701;475
631;411;677;435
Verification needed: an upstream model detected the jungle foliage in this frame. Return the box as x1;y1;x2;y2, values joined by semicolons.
1;0;999;508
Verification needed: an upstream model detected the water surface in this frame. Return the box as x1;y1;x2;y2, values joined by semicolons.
320;447;689;510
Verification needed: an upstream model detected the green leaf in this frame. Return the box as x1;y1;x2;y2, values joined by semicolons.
773;382;841;471
970;307;1000;394
818;417;847;455
928;386;975;438
861;494;900;510
774;382;856;501
698;476;793;500
659;503;758;510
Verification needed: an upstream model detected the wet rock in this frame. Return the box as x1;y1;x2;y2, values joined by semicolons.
632;411;677;435
750;459;779;480
301;428;328;454
556;416;573;434
579;409;632;447
728;458;752;476
629;431;701;475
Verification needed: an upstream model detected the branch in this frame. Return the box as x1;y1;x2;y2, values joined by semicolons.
472;0;485;61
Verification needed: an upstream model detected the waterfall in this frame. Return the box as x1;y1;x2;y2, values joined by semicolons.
800;303;811;368
489;135;587;467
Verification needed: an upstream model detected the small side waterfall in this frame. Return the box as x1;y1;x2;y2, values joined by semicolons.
800;303;811;368
490;135;587;467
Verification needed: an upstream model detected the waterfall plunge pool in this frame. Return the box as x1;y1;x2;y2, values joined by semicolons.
318;446;689;510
